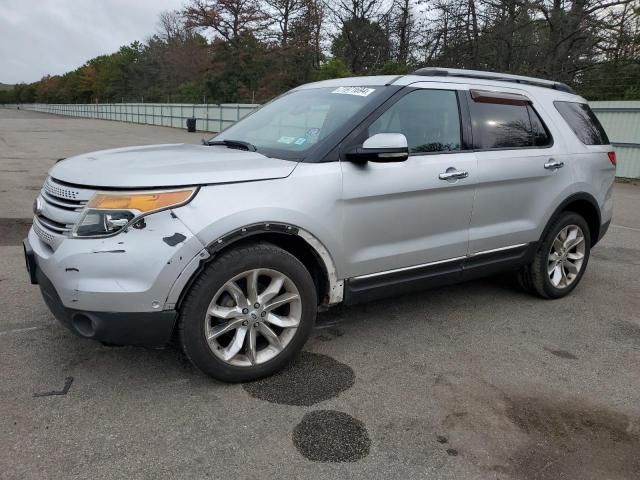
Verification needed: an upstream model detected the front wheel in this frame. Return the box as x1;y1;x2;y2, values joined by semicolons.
179;243;317;382
520;212;591;299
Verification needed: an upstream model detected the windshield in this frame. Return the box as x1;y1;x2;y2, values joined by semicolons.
212;86;387;160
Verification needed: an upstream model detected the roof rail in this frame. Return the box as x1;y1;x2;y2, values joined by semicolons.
412;67;576;95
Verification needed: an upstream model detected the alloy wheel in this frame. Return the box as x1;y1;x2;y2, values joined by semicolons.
547;224;586;289
204;268;302;367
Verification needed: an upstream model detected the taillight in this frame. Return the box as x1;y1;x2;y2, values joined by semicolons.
608;151;616;166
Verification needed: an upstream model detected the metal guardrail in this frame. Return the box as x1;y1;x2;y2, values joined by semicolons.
3;103;260;133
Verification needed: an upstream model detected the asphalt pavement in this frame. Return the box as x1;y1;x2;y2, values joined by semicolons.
1;108;639;479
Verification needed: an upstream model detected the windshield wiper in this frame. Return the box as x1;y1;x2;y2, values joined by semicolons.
204;139;257;152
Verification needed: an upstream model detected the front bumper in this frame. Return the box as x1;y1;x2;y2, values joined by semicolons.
32;249;177;347
25;209;207;347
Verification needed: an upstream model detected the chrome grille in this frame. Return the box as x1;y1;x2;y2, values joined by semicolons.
43;178;81;200
41;190;86;211
36;214;72;234
32;219;55;245
33;177;95;249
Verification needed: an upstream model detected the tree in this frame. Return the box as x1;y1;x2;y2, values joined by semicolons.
157;10;185;42
13;83;36;103
328;0;390;74
35;75;64;103
317;57;352;78
183;0;268;46
6;0;639;103
292;0;325;72
388;0;419;65
264;0;304;45
332;17;390;73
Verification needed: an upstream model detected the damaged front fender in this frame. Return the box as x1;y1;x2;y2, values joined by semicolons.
28;209;206;313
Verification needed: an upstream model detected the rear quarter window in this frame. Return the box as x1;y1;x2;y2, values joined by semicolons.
554;101;610;145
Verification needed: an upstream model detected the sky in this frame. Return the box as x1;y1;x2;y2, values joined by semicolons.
0;0;185;84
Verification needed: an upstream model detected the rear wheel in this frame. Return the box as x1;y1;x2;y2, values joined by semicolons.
179;243;317;382
520;212;591;299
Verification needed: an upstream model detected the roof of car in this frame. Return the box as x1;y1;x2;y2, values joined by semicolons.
295;68;585;102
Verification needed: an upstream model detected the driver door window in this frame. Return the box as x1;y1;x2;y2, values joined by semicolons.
368;89;462;153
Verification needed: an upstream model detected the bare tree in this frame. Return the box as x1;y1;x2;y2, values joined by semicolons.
399;0;413;64
157;10;184;42
293;0;325;69
324;0;385;19
264;0;304;45
326;0;390;72
13;0;640;104
530;0;637;80
183;0;268;46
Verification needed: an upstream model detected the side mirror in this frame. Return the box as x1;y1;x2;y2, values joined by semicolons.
346;133;409;163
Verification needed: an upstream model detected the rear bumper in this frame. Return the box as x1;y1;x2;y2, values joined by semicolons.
26;239;177;347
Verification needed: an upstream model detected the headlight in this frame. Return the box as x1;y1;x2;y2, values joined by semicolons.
72;188;197;238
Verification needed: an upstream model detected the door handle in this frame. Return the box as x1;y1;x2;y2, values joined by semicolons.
544;160;564;170
439;169;469;181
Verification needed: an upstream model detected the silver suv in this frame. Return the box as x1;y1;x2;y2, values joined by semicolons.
24;68;615;382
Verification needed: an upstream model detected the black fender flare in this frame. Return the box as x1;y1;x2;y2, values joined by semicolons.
171;222;344;310
540;192;602;247
205;222;300;253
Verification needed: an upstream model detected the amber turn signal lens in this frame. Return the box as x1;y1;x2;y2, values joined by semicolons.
87;189;194;213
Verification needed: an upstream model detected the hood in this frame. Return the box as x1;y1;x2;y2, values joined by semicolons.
50;143;298;188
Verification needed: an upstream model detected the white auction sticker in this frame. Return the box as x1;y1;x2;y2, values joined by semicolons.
331;86;376;97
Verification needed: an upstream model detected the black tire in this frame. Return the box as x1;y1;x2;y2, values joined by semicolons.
179;242;317;382
515;266;533;293
520;212;591;299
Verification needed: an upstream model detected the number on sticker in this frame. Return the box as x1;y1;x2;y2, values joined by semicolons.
331;87;376;97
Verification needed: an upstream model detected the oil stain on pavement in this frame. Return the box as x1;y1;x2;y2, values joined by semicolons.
611;320;640;345
435;375;640;479
0;218;31;246
242;351;355;406
506;394;640;479
293;410;371;462
243;351;371;462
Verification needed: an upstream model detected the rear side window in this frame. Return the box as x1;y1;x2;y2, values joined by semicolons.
554;101;609;145
468;96;552;149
